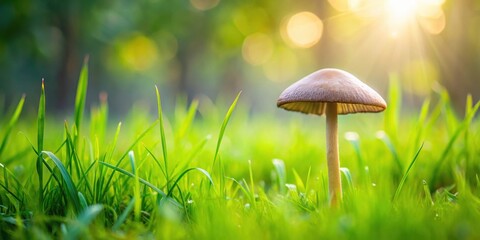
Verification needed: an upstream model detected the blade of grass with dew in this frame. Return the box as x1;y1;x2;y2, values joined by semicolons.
42;151;83;214
393;143;424;203
0;95;25;158
167;167;214;197
155;86;170;188
65;204;103;240
37;79;45;209
128;151;141;222
74;56;89;147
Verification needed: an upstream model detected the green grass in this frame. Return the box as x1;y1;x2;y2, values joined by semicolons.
0;66;479;239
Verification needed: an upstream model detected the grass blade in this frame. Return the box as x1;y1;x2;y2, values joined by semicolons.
340;167;353;190
112;197;136;231
42;151;83;214
101;120;157;199
167;167;214;197
430;100;480;187
155;86;169;188
384;73;401;143
128;151;142;222
65;204;103;240
177;99;199;140
37;79;46;209
99;161;171;200
273;159;286;194
376;131;403;174
393;143;424;202
74;56;89;146
78;192;88;210
0;94;25;158
212;91;241;168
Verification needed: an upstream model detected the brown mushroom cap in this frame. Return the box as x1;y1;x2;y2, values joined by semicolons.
277;68;387;115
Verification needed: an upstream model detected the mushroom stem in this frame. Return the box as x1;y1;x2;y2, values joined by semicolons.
326;102;342;206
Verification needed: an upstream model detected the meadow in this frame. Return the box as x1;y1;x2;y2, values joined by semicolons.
0;62;479;239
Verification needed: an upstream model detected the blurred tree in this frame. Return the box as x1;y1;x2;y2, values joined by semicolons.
0;0;478;113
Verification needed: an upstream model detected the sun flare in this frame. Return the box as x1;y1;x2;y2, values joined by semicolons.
386;0;418;36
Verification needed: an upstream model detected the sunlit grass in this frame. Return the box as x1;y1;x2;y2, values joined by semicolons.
0;65;479;239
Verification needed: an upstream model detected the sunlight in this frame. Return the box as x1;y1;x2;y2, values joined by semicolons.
263;47;298;82
328;0;363;12
386;0;418;36
119;34;158;71
242;33;274;66
284;11;323;48
190;0;220;11
383;0;447;37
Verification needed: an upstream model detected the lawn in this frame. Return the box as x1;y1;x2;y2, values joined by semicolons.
1;62;479;239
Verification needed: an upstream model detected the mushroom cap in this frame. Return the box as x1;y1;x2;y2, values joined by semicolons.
277;68;387;115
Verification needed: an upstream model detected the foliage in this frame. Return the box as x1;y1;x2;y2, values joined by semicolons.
0;66;479;239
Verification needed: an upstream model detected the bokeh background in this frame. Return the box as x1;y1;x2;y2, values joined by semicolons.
0;0;478;115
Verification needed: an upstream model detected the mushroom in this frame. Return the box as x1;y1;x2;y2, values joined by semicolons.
277;68;386;206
